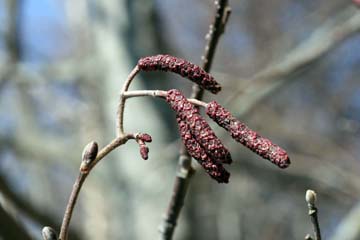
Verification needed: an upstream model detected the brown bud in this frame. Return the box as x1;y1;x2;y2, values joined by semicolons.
138;55;221;94
166;89;232;164
80;141;98;173
206;101;290;168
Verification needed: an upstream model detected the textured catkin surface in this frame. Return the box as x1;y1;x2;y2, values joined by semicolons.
206;101;290;168
166;89;232;164
138;55;221;94
177;117;230;183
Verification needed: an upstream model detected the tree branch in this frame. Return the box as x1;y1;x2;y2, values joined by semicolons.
59;135;134;240
226;5;360;116
305;190;322;240
158;1;231;239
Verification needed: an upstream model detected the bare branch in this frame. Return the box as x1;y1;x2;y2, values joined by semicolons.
116;66;140;136
227;5;360;116
59;134;135;240
159;1;231;239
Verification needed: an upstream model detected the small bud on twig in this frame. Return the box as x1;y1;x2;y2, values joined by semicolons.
42;226;58;240
135;133;152;160
206;101;290;168
138;55;222;94
80;141;98;173
166;89;232;164
305;189;317;206
305;189;322;240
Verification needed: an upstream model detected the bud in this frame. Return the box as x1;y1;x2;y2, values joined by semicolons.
304;234;313;240
138;55;222;94
140;145;149;160
138;133;152;143
80;141;98;173
177;116;229;183
206;101;290;168
42;226;57;240
135;133;152;160
305;189;317;205
166;90;232;164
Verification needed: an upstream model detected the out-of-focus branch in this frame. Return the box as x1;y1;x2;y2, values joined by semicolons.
227;5;360;116
159;1;231;239
0;0;22;90
329;202;360;240
0;174;83;240
0;204;32;240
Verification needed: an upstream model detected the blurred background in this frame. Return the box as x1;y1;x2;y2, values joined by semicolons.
0;0;360;239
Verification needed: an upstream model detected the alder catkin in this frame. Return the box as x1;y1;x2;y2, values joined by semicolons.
166;89;232;164
206;101;290;168
138;55;221;94
177;117;230;183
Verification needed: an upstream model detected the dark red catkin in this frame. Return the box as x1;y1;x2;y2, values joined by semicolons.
206;101;290;168
166;89;232;164
138;55;221;94
136;133;152;160
177;117;230;183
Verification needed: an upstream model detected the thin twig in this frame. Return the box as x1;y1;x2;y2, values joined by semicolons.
123;90;167;99
305;190;322;240
59;134;134;240
159;1;231;239
59;173;87;240
117;65;140;136
123;90;208;108
226;5;360;115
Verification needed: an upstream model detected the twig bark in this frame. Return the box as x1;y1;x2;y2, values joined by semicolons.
117;66;140;136
158;1;231;239
59;135;134;240
305;190;322;240
123;90;208;108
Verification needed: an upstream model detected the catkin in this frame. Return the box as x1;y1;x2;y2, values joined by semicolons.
206;101;290;168
166;89;232;164
138;55;221;94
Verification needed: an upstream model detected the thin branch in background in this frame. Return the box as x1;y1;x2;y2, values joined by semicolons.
0;174;82;240
158;1;231;239
0;0;22;90
0;204;32;240
329;202;360;240
226;5;360;117
305;189;322;240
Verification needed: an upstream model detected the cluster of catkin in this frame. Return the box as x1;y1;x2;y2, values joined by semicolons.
137;55;290;183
